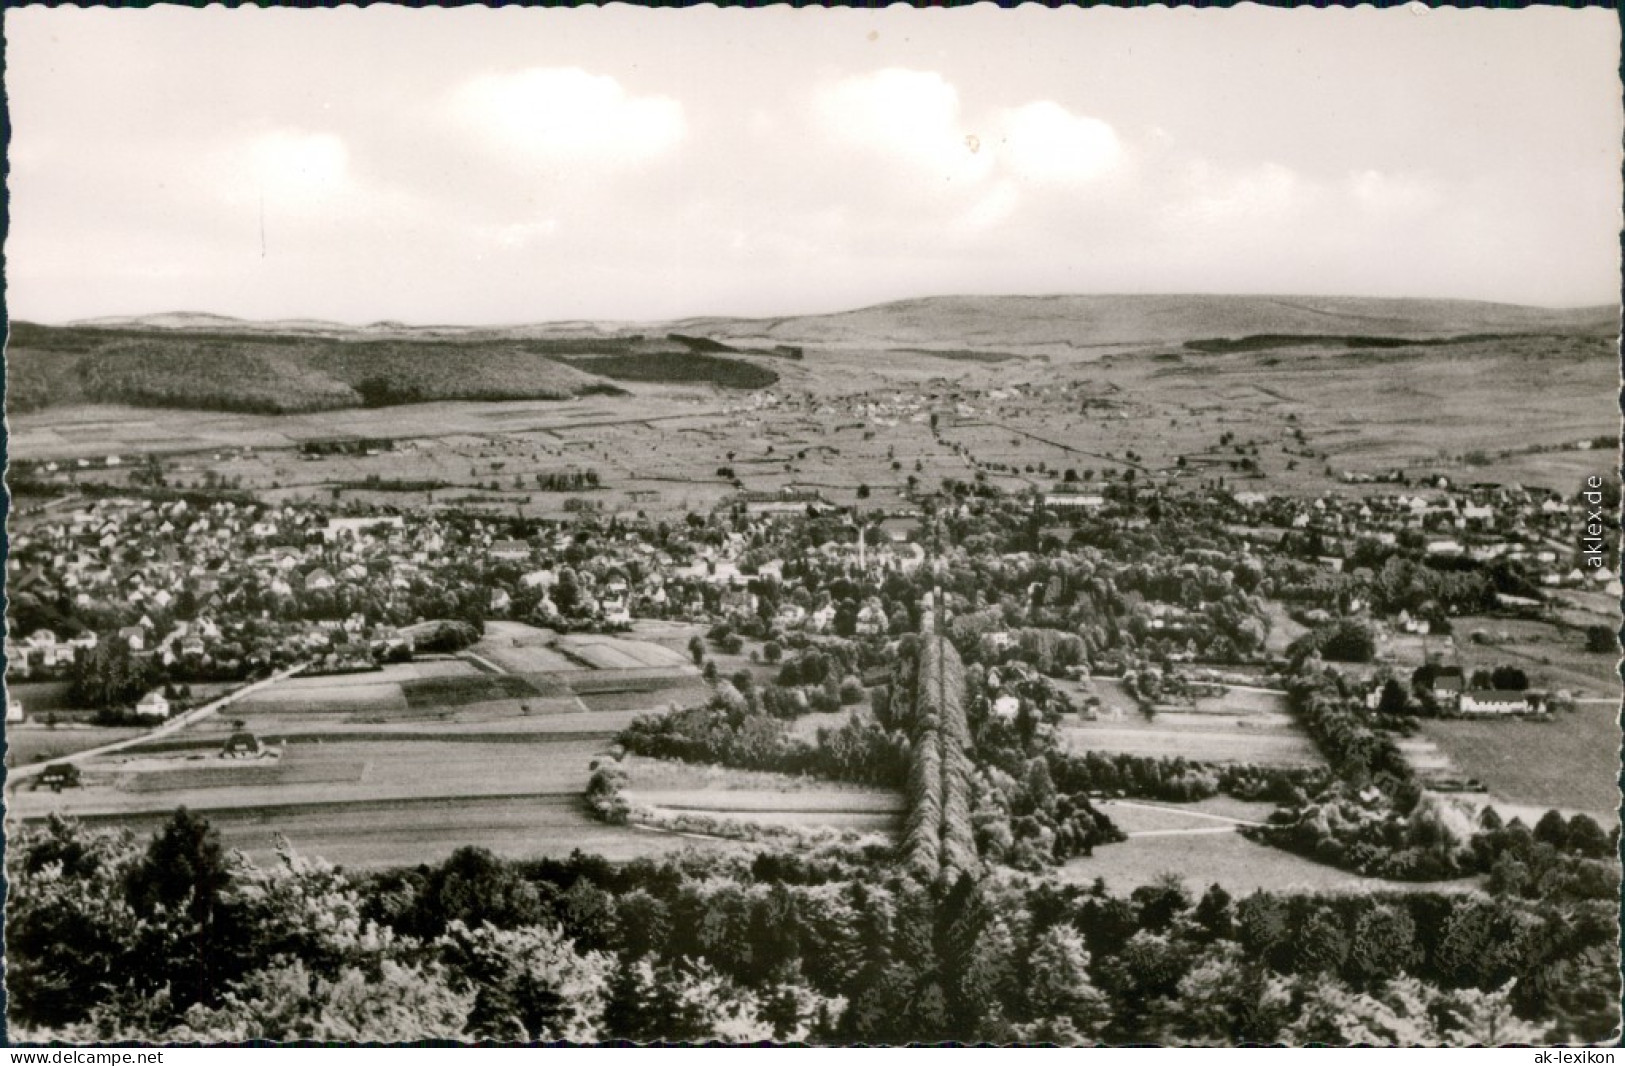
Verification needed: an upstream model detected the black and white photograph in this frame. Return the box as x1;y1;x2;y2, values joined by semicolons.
2;4;1621;1047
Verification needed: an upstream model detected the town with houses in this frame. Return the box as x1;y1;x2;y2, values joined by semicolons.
7;466;1616;726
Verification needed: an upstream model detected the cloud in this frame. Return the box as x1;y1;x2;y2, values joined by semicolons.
998;101;1122;184
814;68;991;186
810;69;1124;238
449;67;684;168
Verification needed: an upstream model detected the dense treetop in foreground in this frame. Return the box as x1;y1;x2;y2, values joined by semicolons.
8;812;1615;1045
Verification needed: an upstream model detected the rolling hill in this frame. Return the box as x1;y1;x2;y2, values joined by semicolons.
671;294;1618;353
10;294;1613;415
5;323;779;415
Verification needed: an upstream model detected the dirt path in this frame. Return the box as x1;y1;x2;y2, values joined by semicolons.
1127;826;1246;838
1103;798;1268;828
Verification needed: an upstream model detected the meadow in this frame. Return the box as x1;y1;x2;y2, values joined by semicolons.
620;755;904;837
1062;682;1323;769
1065;819;1479;896
51;794;741;870
1449;615;1619;697
1420;700;1619;816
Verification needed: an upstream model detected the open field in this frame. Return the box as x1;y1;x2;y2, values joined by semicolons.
6;680;85;717
787;707;862;742
1065;818;1480;896
4;630;769;869
1546;588;1619;627
622;755;903;836
1097;796;1276;833
5;724;149;767
49;794;745;871
239;680;410;714
1419;700;1620;816
555;634;691;671
473;621;696;674
1449;615;1619;697
1190;687;1289;715
1063;706;1322;767
575;688;707;714
124;758;368;793
9;735;615;817
471;622;585;673
1061;678;1317;769
400;673;547;708
141;708;650;747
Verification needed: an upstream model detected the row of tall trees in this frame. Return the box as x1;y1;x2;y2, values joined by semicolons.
900;637;977;882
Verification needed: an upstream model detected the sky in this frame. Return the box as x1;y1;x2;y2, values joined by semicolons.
5;5;1621;324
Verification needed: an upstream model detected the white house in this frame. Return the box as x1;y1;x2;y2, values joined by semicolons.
1044;493;1106;512
134;691;171;719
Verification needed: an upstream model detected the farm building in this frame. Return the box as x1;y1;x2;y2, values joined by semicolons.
1459;690;1530;715
1429;672;1462;709
39;763;80;791
7;697;24;723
